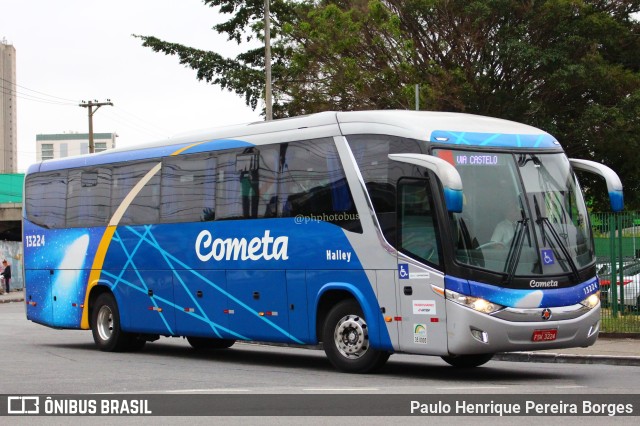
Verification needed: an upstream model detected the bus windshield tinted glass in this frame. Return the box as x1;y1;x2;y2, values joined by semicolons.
435;150;593;276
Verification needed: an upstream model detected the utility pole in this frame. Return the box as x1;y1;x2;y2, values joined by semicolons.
79;99;113;153
264;0;272;121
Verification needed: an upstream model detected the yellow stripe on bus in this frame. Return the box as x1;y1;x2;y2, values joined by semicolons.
80;142;204;329
80;225;117;329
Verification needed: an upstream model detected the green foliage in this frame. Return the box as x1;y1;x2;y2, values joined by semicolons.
135;0;640;209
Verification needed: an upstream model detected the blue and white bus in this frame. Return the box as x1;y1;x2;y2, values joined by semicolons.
23;111;623;372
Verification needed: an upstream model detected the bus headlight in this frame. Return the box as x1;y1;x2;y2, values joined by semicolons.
580;291;600;310
445;289;503;314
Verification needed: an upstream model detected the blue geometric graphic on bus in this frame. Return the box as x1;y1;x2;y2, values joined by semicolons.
541;249;555;265
444;276;599;309
430;130;559;149
23;218;394;350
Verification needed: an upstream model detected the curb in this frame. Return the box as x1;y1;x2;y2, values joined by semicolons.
495;352;640;367
0;294;24;304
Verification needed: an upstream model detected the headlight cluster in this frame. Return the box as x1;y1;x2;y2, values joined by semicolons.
445;289;503;314
580;291;600;309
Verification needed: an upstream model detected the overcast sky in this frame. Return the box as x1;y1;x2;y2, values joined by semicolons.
2;0;263;172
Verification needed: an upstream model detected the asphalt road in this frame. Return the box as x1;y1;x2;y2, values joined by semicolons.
1;302;638;425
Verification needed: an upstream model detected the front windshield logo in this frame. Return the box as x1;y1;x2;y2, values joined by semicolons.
541;249;555;265
529;279;559;288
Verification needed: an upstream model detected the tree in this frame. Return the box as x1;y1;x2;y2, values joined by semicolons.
135;0;640;209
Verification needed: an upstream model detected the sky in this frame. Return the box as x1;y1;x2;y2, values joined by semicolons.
1;0;263;172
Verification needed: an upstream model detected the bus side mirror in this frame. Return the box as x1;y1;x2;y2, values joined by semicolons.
389;153;463;213
569;159;624;212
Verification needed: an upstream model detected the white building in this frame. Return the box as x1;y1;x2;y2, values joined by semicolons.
36;132;117;161
0;40;17;173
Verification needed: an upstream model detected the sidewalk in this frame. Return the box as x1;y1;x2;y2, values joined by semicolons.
0;288;24;304
2;289;638;366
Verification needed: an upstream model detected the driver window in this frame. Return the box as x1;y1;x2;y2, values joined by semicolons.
397;178;441;266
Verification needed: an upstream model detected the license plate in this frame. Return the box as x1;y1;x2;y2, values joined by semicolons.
532;329;557;342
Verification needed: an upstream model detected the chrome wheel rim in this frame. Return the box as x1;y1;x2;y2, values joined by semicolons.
334;314;369;359
96;305;114;342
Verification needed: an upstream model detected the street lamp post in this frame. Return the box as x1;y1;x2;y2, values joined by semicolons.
265;0;273;121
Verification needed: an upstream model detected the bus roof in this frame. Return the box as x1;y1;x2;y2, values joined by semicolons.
29;110;560;174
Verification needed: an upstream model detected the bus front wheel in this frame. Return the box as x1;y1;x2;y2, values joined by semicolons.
91;293;138;352
322;300;390;373
441;353;494;368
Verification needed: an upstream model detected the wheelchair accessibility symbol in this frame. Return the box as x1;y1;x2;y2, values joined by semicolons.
398;264;409;279
541;249;555;265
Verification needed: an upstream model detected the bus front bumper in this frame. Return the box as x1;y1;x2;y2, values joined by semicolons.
445;301;601;355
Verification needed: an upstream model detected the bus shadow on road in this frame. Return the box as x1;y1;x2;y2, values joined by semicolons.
42;338;572;383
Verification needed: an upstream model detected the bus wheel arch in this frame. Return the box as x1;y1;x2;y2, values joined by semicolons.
317;293;390;373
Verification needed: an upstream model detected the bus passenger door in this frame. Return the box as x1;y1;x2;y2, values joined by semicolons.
395;178;448;355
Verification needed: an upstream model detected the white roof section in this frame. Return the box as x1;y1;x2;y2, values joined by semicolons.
107;110;552;153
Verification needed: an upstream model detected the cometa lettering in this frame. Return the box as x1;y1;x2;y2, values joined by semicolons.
195;230;289;262
529;279;559;288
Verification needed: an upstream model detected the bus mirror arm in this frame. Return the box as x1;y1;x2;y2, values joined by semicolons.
569;158;624;212
388;153;463;213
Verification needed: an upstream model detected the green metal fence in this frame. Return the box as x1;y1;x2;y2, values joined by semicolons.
591;212;640;334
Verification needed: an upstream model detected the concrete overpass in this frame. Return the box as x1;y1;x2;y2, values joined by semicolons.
0;203;21;240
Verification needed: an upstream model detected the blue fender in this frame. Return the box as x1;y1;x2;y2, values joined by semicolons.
313;282;394;351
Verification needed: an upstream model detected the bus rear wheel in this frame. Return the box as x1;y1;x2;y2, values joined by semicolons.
186;337;236;350
322;300;390;373
441;353;494;368
91;293;140;352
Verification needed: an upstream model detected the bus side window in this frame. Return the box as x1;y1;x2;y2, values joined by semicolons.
111;160;160;225
216;147;279;220
161;154;216;223
397;178;441;266
280;139;361;232
25;171;68;229
66;168;111;227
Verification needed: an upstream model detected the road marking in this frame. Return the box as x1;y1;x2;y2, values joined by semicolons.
165;389;251;393
303;388;380;392
436;386;508;390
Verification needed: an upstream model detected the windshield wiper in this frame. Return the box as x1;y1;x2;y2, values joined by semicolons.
504;218;528;283
532;195;580;280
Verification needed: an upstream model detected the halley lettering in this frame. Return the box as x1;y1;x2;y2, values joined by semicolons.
196;230;289;262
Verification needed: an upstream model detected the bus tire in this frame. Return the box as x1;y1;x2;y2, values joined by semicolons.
91;293;132;352
187;337;235;350
322;299;390;373
441;353;494;368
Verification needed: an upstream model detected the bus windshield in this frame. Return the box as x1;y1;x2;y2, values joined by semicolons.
435;149;594;277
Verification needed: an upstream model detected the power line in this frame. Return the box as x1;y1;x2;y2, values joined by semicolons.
0;82;76;106
112;106;172;135
102;107;169;139
0;77;77;105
